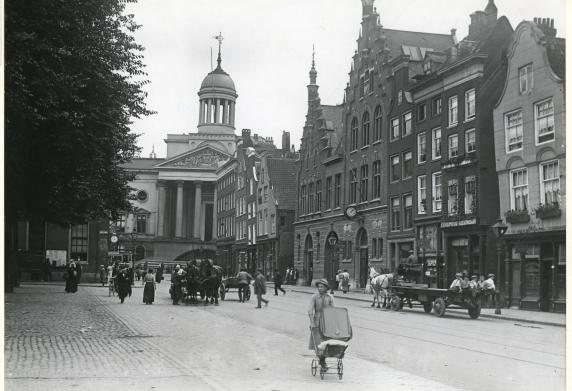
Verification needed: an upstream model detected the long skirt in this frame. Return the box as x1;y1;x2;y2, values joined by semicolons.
143;282;155;304
117;281;130;300
308;327;326;350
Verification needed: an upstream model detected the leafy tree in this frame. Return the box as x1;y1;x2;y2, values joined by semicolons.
5;0;152;226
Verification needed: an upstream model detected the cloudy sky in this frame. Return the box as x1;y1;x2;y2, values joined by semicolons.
125;0;566;158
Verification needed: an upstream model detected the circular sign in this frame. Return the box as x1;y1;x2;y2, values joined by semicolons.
110;235;119;244
136;190;148;202
345;206;357;218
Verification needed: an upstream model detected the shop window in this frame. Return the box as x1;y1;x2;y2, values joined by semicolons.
71;224;88;262
524;262;540;298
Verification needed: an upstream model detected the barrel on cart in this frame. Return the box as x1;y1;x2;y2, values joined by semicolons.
389;283;482;319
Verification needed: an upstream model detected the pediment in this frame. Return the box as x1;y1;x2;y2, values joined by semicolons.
157;146;230;169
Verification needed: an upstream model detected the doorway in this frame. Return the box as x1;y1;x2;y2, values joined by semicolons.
324;232;339;290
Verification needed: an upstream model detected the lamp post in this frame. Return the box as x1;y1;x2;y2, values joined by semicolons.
492;218;508;315
130;232;138;286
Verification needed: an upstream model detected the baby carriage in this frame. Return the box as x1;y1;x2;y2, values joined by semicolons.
310;306;353;380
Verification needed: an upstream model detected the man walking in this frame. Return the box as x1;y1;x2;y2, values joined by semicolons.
253;269;269;308
236;268;253;303
274;270;285;295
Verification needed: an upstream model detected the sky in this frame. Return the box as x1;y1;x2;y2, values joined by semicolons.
125;0;566;158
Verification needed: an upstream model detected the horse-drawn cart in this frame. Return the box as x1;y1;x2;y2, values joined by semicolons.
389;283;482;319
219;277;251;301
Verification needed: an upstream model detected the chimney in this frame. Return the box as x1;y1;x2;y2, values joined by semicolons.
282;131;291;153
450;28;458;44
534;17;557;37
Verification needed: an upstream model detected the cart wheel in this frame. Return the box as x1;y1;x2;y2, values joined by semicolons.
434;297;446;317
219;285;226;301
311;359;318;376
423;302;433;313
390;296;402;311
337;359;343;380
468;303;481;319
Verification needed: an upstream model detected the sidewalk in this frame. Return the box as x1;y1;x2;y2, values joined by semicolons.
275;283;566;328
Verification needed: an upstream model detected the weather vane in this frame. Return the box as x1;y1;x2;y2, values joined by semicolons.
213;32;224;53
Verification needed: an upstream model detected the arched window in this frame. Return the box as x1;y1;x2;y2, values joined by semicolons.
374;105;382;141
362;111;370;147
351;117;359;151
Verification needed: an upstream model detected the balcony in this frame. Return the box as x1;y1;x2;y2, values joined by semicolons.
504;209;531;224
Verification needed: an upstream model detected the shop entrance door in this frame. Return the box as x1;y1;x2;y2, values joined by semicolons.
539;260;552;312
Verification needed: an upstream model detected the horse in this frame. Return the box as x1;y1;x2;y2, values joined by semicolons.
199;260;222;306
370;273;394;308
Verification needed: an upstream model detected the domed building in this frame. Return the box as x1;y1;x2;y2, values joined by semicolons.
117;38;278;266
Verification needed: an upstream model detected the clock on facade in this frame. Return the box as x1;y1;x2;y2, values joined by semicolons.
110;235;118;244
345;206;357;218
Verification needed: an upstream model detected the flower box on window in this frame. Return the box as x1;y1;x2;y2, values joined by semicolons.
534;203;561;219
504;209;530;224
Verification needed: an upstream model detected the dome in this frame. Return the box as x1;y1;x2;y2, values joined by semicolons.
200;67;236;93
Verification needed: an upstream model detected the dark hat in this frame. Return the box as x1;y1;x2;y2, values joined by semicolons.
314;278;329;287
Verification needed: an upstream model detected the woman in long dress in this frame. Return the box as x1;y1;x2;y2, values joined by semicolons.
143;268;156;304
117;267;131;304
65;262;79;293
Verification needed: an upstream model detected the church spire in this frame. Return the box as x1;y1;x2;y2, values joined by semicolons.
309;44;317;85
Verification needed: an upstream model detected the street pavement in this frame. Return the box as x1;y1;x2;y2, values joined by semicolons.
5;280;566;391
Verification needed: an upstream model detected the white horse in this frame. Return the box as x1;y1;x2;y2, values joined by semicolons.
370;273;394;308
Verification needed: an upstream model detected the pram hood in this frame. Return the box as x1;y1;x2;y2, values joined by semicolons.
319;307;352;341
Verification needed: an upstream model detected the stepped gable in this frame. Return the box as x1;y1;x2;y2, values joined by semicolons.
382;29;455;61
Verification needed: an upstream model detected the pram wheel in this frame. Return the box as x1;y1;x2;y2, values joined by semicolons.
311;359;318;376
337;359;343;379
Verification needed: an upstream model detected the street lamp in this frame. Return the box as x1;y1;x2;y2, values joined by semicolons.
492;218;508;315
130;232;138;286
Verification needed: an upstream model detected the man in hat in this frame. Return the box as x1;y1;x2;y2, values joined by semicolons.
253;269;269;308
449;272;463;292
482;273;496;307
308;278;334;369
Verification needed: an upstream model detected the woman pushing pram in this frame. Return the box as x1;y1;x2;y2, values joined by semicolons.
308;278;352;380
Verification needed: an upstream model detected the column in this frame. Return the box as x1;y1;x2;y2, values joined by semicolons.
157;181;168;237
207;99;212;123
214;98;219;123
175;181;184;238
212;187;218;240
199;100;204;125
222;99;228;124
193;182;202;238
229;101;235;126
